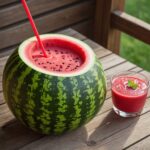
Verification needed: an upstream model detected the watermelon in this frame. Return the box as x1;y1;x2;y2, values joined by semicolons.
2;34;106;135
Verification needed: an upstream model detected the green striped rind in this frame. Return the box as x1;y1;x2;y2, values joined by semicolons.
3;49;106;135
69;77;82;130
3;50;25;120
33;74;53;134
54;78;68;134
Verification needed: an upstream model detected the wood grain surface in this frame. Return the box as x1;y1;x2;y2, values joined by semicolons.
0;29;150;150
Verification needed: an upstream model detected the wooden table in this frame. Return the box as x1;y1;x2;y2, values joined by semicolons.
0;29;150;150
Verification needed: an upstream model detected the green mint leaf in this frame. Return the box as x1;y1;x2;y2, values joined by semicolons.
127;80;138;90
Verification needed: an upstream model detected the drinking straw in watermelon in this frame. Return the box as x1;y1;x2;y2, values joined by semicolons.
21;0;47;57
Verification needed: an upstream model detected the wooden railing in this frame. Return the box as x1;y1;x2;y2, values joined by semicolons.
94;0;150;54
0;0;95;57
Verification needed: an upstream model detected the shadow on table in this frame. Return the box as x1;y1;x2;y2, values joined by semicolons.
86;109;140;150
0;119;88;150
20;127;88;150
0;119;44;150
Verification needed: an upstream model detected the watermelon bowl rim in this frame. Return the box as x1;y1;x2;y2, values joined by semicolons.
19;34;95;77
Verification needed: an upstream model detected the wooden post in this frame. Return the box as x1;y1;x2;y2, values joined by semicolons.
94;0;112;47
94;0;125;54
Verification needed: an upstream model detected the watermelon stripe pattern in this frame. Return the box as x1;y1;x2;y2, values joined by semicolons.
3;40;106;135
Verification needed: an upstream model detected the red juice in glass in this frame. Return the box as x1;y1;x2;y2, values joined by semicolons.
111;71;149;117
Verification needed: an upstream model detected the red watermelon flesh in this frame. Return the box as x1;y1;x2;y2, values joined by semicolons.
26;39;86;73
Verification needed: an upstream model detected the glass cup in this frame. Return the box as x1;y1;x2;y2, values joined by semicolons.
111;71;150;117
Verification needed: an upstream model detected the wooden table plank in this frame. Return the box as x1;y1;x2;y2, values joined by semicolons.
0;104;14;127
100;54;126;70
0;68;149;150
0;122;44;150
86;110;150;150
84;39;105;51
0;82;150;148
1;95;150;150
0;0;18;7
0;92;5;105
18;97;150;150
0;29;150;150
126;136;150;150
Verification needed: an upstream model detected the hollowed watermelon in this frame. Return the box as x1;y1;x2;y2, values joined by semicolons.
3;34;106;135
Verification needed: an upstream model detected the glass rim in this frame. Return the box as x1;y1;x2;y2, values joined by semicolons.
111;71;150;89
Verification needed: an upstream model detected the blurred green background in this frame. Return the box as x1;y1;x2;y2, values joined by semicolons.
120;0;150;71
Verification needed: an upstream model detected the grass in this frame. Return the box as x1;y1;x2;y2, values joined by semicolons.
120;0;150;71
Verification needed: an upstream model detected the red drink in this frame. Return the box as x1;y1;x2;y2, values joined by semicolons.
111;71;149;117
27;39;85;72
22;35;93;76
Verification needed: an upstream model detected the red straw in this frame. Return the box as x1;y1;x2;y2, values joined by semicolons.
21;0;47;57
